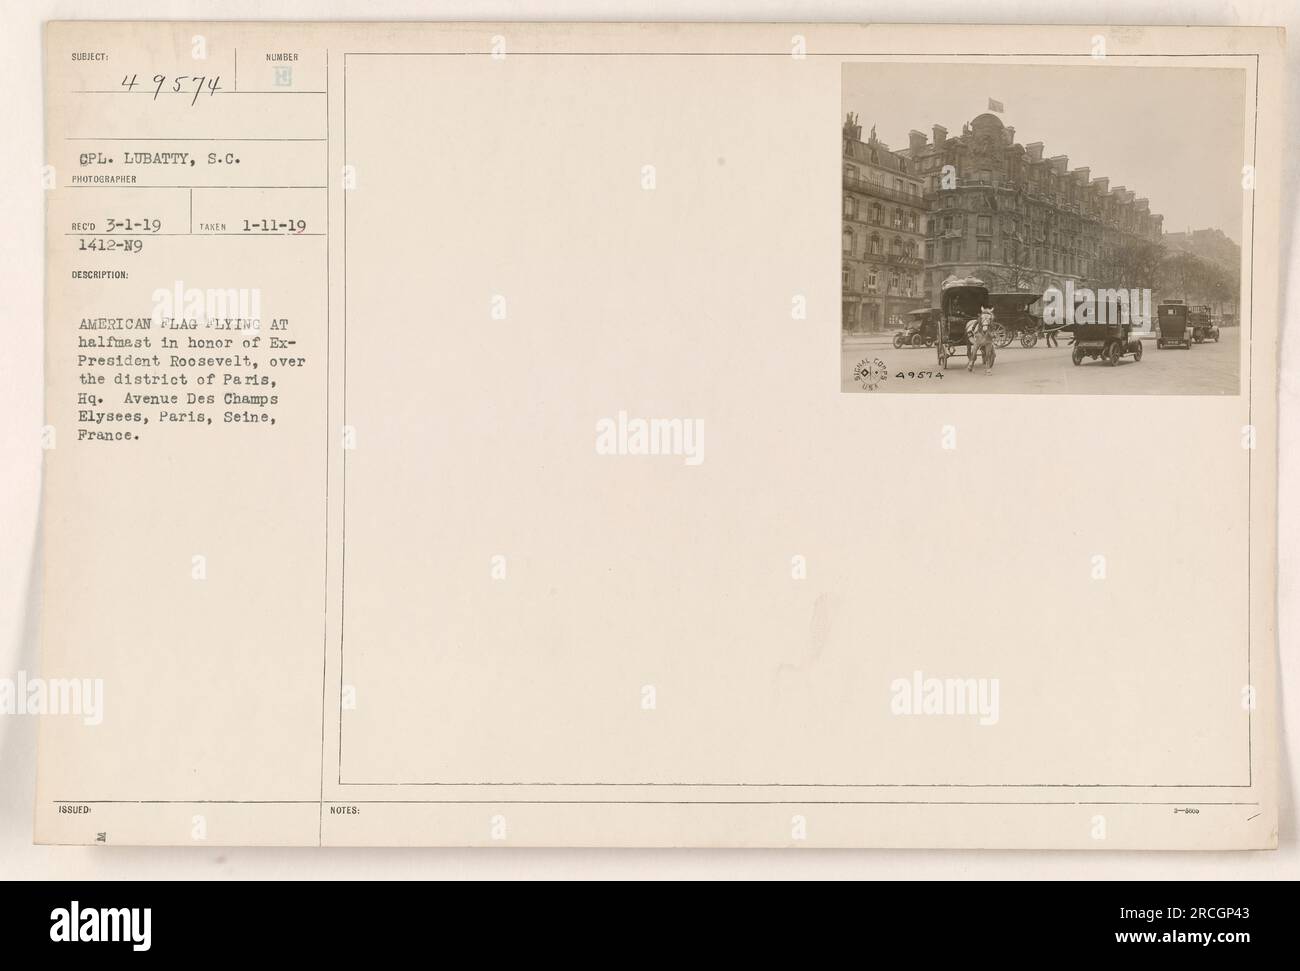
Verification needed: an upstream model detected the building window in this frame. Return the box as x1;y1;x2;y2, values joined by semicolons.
842;229;853;254
844;163;858;183
867;271;878;291
843;195;855;218
977;215;991;236
977;240;991;261
892;209;902;228
843;264;850;287
870;234;881;255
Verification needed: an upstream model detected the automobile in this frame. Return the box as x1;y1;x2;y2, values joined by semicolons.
1188;304;1220;343
1156;299;1192;349
1071;315;1143;366
893;308;940;348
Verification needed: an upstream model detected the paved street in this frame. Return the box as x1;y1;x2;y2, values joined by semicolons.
842;328;1240;395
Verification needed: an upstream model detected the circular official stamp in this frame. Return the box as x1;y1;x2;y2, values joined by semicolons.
852;356;888;391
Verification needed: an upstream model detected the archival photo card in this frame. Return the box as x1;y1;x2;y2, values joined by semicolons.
35;22;1281;849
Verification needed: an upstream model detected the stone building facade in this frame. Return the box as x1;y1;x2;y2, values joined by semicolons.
841;113;928;333
896;113;1164;307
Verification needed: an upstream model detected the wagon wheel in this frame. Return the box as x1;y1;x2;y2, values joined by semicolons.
1071;345;1084;366
1019;331;1039;348
911;334;925;347
925;336;935;348
992;323;1013;348
1105;342;1121;366
892;333;905;349
1132;340;1143;363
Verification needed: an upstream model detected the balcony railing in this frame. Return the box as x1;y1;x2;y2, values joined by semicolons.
843;174;925;208
887;253;924;267
857;250;923;267
849;215;923;234
955;176;1017;192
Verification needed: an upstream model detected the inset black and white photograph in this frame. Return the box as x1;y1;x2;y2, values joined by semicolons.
841;62;1247;394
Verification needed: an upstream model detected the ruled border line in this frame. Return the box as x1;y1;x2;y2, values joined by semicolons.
328;50;1260;798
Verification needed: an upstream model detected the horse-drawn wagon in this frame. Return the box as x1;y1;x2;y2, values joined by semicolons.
988;291;1045;348
935;279;994;370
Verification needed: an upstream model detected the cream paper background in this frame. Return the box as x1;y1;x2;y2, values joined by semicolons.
12;13;1287;861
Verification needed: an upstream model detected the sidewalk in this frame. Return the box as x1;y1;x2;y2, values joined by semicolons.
843;332;904;346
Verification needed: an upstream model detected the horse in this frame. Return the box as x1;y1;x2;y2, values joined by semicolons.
965;308;997;373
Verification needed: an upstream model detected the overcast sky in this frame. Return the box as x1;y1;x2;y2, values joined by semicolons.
843;63;1246;244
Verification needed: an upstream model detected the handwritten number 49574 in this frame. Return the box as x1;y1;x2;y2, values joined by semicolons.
121;74;222;106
